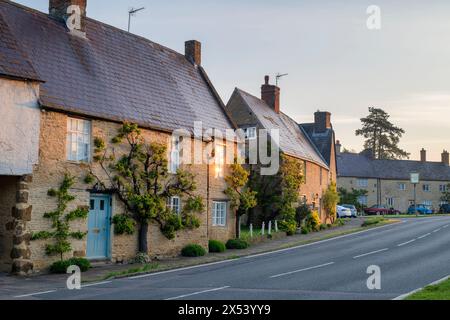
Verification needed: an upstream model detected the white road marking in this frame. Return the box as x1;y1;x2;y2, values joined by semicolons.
417;233;431;239
397;239;416;247
393;275;450;300
165;286;230;300
443;225;449;229
244;222;401;260
353;248;389;259
432;228;441;233
14;290;57;298
82;281;112;288
270;262;335;279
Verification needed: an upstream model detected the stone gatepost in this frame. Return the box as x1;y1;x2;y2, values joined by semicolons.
10;175;34;275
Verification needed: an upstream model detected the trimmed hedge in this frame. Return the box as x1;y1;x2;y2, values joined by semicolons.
50;258;91;274
226;239;250;250
209;240;226;253
181;244;207;257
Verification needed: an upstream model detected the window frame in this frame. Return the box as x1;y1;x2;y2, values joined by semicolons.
357;178;369;188
212;201;227;227
244;127;257;140
67;117;91;163
422;184;431;192
214;144;226;179
168;196;181;215
169;136;181;174
398;183;406;191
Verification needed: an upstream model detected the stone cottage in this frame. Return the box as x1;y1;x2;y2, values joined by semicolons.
225;76;337;222
0;0;238;274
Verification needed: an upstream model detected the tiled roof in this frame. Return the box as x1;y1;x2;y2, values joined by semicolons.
234;88;329;168
0;1;234;133
0;9;41;81
337;152;450;181
299;123;334;166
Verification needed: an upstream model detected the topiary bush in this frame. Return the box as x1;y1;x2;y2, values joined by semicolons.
209;240;226;253
226;239;250;250
50;257;91;274
181;244;207;257
279;219;298;236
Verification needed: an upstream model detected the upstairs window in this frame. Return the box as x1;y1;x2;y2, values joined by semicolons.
212;201;227;226
168;196;181;215
357;179;368;188
244;127;257;140
398;183;406;191
67;118;91;162
215;144;225;178
423;184;431;192
169;136;181;174
439;185;448;192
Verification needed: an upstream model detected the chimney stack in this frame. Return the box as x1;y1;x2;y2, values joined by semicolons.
185;40;202;66
442;150;449;166
49;0;87;34
336;140;342;155
314;111;332;133
261;76;280;114
420;148;427;162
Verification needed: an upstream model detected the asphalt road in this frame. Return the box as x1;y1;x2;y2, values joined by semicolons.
11;216;450;300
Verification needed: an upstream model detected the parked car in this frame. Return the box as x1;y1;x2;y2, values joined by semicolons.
337;205;353;218
341;204;358;218
408;204;433;215
364;205;401;216
439;204;450;214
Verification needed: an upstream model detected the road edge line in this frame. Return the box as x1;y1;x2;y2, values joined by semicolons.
393;275;450;300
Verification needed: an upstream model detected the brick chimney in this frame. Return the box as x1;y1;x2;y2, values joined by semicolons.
314;111;331;133
49;0;87;34
420;148;427;162
442;150;449;166
185;40;201;66
336;140;342;155
261;76;280;113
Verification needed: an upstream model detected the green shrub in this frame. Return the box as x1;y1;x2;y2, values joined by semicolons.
305;211;321;232
319;223;328;231
296;204;312;225
226;239;250;250
112;214;136;235
362;217;385;227
181;244;206;257
209;240;226;253
279;220;298;236
301;226;310;234
334;218;346;227
50;258;91;274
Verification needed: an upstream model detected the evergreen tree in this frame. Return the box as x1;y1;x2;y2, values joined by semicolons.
356;107;410;159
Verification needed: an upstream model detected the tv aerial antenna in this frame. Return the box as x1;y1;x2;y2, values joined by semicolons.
128;7;145;32
276;73;288;86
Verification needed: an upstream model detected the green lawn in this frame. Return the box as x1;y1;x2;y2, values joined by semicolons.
406;278;450;300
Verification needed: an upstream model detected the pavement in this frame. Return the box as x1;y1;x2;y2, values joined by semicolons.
1;216;449;300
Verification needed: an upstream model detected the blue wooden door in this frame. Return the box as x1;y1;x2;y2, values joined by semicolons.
87;195;111;259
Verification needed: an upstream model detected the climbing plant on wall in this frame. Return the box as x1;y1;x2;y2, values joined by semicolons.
322;181;340;223
31;174;89;261
87;123;204;254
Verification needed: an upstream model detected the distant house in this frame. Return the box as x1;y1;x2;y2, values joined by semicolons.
337;144;450;213
0;0;237;274
225;76;337;221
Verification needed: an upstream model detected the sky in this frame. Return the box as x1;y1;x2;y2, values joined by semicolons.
15;0;450;161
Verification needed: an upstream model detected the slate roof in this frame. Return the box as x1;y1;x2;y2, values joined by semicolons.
232;88;329;169
299;123;335;167
0;0;234;133
337;152;450;182
0;9;41;81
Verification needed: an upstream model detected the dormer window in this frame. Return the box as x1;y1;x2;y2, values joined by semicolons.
67;117;91;162
244;127;257;140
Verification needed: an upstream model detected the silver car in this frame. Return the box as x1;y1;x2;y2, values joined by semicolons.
337;205;352;218
341;204;358;218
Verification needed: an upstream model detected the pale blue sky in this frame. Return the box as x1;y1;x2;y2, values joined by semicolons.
15;0;450;160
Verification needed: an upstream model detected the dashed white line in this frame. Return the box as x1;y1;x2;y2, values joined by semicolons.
353;248;389;259
443;224;449;229
14;290;57;298
270;262;335;279
165;286;230;300
417;233;431;239
432;228;441;233
397;239;416;247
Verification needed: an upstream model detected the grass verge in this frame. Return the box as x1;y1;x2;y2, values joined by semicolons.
103;263;159;280
406;278;450;300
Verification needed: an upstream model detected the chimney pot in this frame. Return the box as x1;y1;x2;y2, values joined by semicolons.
336;140;341;154
442;150;449;166
49;0;87;34
420;148;427;162
261;76;280;113
185;40;202;66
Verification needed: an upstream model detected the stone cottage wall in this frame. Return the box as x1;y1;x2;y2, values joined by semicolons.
0;176;18;272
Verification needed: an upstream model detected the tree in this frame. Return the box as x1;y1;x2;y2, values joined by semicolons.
441;183;450;203
88;123;204;255
356;107;410;160
31;174;88;261
322;181;340;224
224;160;257;239
338;187;368;211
